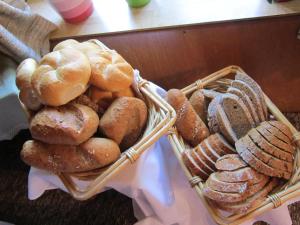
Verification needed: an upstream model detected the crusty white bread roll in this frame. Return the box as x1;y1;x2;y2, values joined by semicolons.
16;58;42;111
21;138;121;173
53;39;107;52
99;97;148;150
112;87;135;98
30;103;99;145
31;48;91;106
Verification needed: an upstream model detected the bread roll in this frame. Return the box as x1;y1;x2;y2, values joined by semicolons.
88;86;114;114
99;97;148;150
53;39;107;52
71;94;98;112
30;103;99;145
31;48;91;106
166;89;209;147
21;138;121;173
112;87;135;98
16;58;42;111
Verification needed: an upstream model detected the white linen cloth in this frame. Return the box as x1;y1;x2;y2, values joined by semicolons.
28;83;299;225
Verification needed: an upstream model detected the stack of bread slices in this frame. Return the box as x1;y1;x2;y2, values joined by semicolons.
166;72;295;214
16;39;148;174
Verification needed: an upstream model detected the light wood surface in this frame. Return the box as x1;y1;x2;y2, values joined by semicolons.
28;0;300;40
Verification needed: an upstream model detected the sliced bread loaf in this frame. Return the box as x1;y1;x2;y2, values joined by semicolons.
182;150;209;180
194;145;217;170
215;154;247;171
268;121;293;141
190;148;215;174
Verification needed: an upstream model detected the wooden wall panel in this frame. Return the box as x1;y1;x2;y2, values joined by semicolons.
51;15;300;112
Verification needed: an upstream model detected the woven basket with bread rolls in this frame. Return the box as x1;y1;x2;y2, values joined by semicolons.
167;65;300;224
16;39;176;200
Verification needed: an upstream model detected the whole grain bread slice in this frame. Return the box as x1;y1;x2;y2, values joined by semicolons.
221;93;255;138
202;138;221;162
231;80;266;122
215;167;266;184
206;173;248;194
182;150;209;180
189;89;207;123
268;121;293;141
208;95;223;133
261;121;292;145
235;140;291;179
215;154;247;171
235;73;268;119
194;145;216;170
215;178;278;214
256;125;294;154
248;128;293;162
244;176;270;198
210;133;236;155
216;104;237;144
240;135;293;172
190;148;215;174
227;87;260;126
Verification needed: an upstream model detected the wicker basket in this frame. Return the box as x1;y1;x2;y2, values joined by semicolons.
24;39;176;200
167;65;300;225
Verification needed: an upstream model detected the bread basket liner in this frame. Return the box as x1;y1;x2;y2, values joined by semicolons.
167;65;300;225
24;39;176;200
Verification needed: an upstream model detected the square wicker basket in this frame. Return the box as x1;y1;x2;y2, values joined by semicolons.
23;39;176;200
167;65;300;225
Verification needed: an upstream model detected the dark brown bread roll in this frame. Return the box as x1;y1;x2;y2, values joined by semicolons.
166;89;209;147
30;103;99;145
99;97;147;150
21;138;121;173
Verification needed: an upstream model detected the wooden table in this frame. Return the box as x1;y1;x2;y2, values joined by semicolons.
29;0;300;112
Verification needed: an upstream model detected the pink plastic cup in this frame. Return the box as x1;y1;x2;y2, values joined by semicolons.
49;0;94;24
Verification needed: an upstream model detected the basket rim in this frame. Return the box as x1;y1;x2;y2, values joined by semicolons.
167;65;300;225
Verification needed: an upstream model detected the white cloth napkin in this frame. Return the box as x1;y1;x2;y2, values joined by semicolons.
27;83;299;225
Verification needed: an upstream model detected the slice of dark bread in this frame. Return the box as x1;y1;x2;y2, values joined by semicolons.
235;73;268;120
241;135;293;173
203;185;249;203
244;176;270;198
256;125;294;154
208;95;223;133
261;121;292;145
215;154;247;171
206;173;248;193
189;89;207;123
227;87;260;125
190;148;215;174
235;139;291;179
201;139;221;162
182;150;209;180
216;104;237;144
194;145;216;170
215;178;278;214
211;133;236;155
221;93;255;138
231;80;266;122
215;167;266;184
248;128;293;162
268;121;293;141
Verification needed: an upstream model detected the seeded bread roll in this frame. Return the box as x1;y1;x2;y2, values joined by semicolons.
21;138;121;173
30;103;99;145
189;89;207;123
166;89;210;147
99;97;147;150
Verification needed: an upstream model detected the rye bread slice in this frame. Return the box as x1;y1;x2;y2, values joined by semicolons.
215;167;266;184
215;154;247;171
202;138;221;162
235;73;268;120
221;93;255;139
256;125;294;154
241;135;293;172
182;150;209;180
261;121;292;145
203;185;248;203
216;105;237;144
211;133;236;155
244;176;270;198
231;80;266;122
227;87;260;126
268;121;293;141
189;89;207;123
215;178;278;214
208;95;223;133
190;148;215;174
194;145;216;170
206;173;248;194
248;128;293;162
235;140;291;179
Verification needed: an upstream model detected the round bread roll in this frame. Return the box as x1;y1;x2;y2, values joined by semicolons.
21;138;121;173
99;97;148;150
16;58;42;111
53;39;108;52
112;87;135;98
31;48;91;106
88;86;114;114
30;103;99;145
